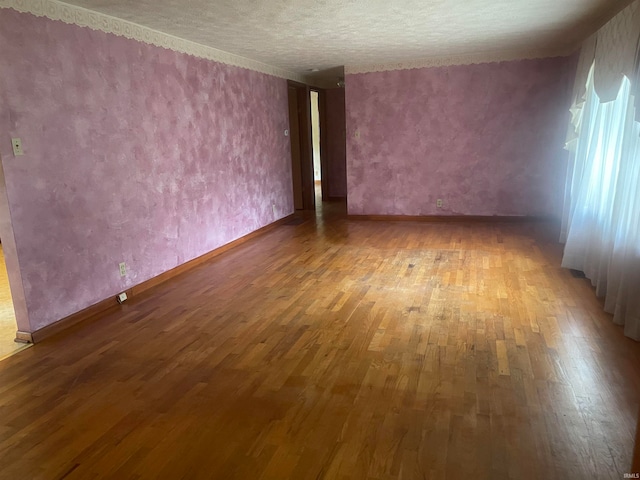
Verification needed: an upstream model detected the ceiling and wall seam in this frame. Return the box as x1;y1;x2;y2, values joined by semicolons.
0;0;307;82
344;46;579;75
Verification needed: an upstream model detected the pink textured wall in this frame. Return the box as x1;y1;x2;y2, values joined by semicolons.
0;9;293;332
325;88;347;198
345;57;574;216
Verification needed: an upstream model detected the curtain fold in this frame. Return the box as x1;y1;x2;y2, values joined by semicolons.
592;0;640;103
561;65;640;340
634;33;640;122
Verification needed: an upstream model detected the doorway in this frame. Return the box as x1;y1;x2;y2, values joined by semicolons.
0;159;30;360
0;241;23;360
311;90;321;193
287;81;315;210
286;82;330;211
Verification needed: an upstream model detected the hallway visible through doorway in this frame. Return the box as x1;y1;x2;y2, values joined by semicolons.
311;90;322;193
0;244;28;360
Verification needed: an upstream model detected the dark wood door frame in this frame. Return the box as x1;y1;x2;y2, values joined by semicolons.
287;80;314;210
633;407;640;474
287;85;303;210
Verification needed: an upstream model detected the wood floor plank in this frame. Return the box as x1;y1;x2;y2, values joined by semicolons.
0;200;639;479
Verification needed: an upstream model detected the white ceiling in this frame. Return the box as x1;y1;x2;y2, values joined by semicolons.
59;0;628;75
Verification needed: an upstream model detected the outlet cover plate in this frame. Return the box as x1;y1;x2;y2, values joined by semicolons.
11;138;24;156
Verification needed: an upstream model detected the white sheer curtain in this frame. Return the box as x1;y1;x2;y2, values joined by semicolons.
561;64;640;340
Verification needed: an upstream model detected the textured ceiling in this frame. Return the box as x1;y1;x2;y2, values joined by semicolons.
58;0;627;75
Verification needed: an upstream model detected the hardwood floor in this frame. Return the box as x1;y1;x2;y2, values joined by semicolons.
0;200;639;479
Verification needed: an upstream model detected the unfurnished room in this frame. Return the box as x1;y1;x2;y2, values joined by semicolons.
0;0;640;478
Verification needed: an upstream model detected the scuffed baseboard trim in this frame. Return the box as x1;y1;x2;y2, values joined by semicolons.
15;331;33;343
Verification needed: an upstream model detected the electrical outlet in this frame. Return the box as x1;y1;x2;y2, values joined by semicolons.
436;199;443;208
272;203;277;216
119;262;127;277
11;138;23;156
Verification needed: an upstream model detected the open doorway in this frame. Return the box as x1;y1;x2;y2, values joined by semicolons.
287;81;314;210
0;241;25;360
0;160;30;360
286;82;329;211
310;90;322;202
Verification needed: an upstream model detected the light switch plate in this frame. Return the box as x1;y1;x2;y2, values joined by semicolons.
11;138;23;156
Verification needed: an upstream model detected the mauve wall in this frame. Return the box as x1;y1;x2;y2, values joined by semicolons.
325;88;347;198
345;57;574;216
0;9;293;331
